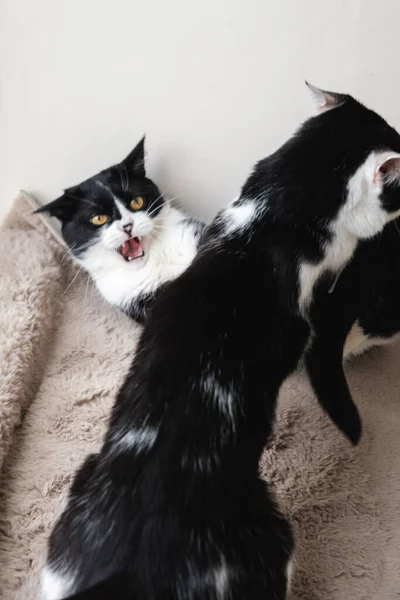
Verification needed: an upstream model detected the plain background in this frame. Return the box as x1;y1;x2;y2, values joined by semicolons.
1;0;400;223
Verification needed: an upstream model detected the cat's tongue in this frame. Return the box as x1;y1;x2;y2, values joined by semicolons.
119;237;143;261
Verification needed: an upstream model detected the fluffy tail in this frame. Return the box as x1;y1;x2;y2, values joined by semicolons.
305;340;362;445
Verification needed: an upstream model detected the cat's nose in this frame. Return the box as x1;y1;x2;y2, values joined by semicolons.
123;223;133;236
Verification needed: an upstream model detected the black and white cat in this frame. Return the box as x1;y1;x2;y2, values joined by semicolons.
42;85;400;600
37;138;205;323
37;138;400;360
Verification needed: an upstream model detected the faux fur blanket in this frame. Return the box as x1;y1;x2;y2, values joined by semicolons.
0;193;399;599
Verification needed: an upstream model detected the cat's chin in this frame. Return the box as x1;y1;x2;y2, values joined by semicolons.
117;236;144;262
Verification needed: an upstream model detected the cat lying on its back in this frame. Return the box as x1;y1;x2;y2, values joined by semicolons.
37;138;205;323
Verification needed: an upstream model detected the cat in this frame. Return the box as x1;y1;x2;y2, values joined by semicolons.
37;139;400;361
36;137;205;324
41;84;400;600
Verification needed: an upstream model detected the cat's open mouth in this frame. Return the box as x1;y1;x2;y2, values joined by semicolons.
117;237;144;262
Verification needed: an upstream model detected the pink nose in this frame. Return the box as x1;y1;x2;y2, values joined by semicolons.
123;223;132;235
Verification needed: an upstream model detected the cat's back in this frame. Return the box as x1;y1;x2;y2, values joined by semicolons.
143;228;306;376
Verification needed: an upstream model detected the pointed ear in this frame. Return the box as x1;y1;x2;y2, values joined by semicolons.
305;81;346;114
374;152;400;184
35;194;77;221
121;136;146;178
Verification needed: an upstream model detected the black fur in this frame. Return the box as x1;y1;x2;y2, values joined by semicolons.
305;217;400;441
44;89;400;600
125;289;164;324
356;222;400;340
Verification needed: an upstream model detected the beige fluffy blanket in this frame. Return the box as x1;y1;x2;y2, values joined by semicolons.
0;194;399;599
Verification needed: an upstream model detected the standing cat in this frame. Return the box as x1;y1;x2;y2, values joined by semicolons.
37;138;205;323
37;141;400;362
42;85;400;600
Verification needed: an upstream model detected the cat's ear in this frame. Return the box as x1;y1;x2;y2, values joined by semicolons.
305;81;346;114
121;136;146;178
374;152;400;184
35;194;77;221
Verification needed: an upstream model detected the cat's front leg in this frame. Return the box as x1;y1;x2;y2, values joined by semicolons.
305;339;362;445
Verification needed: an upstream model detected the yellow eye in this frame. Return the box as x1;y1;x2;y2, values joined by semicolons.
130;196;144;211
90;214;109;226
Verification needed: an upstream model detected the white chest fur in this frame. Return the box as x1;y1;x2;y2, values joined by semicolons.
80;206;199;309
298;216;357;313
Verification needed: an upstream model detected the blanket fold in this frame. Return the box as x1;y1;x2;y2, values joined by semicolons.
0;195;64;476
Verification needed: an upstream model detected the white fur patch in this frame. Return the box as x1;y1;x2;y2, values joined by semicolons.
344;152;388;239
116;427;158;452
298;221;357;312
213;557;231;599
343;321;399;359
41;566;73;600
299;150;400;311
79;204;199;310
345;151;400;238
286;559;294;595
223;199;257;234
202;375;235;425
343;321;369;358
180;375;235;472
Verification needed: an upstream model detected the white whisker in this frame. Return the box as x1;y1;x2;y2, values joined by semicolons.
146;188;169;217
147;193;188;218
165;192;188;203
60;266;85;300
83;273;91;307
58;244;77;267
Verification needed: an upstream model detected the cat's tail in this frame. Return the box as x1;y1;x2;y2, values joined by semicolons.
305;341;362;445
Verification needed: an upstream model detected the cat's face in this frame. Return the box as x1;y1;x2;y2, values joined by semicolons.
37;138;165;267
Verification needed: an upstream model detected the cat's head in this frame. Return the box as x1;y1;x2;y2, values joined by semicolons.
306;83;400;238
241;83;400;241
37;137;165;268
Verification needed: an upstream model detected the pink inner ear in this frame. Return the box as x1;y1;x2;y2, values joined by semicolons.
373;155;400;185
323;93;338;108
306;82;342;113
378;156;400;179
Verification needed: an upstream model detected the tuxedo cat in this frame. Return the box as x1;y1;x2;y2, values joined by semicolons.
37;140;400;357
37;138;205;323
42;85;400;600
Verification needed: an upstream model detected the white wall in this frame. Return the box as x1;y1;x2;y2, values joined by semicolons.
1;0;400;223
